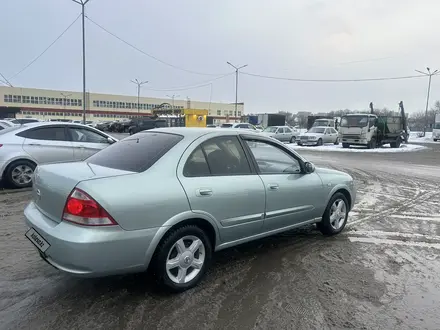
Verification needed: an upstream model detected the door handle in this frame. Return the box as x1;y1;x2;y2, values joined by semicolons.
29;143;41;146
268;184;279;190
196;188;212;197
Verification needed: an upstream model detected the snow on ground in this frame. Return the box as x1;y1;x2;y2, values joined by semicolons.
287;143;427;153
408;131;438;144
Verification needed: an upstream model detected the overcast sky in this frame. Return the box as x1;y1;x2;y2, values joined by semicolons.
1;0;440;113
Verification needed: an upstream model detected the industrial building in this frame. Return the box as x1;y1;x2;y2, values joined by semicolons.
0;86;244;123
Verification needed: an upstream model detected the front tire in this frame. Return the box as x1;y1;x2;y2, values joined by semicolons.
317;192;349;236
152;225;212;292
317;138;323;146
342;143;350;149
5;160;36;189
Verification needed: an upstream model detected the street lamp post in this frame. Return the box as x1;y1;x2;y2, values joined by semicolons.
415;67;439;136
71;0;90;124
166;94;180;115
61;93;72;119
130;79;148;114
227;62;247;120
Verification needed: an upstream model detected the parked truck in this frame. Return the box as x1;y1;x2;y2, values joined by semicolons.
307;116;338;130
257;113;286;128
338;101;409;149
433;114;440;142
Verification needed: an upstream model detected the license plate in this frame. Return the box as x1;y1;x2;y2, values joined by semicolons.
25;228;50;253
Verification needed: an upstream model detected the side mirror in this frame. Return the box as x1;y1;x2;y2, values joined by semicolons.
304;162;315;174
107;137;116;144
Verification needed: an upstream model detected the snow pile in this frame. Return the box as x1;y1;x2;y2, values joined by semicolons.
288;143;427;153
408;132;437;144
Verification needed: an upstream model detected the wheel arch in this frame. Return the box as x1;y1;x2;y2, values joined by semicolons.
2;157;37;177
143;212;220;269
325;185;353;211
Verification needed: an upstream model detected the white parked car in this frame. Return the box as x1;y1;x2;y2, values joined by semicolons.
260;126;299;143
297;126;339;146
0;120;20;130
0;122;118;188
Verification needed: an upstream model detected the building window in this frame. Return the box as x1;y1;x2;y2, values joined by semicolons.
4;95;13;102
13;95;22;103
238;111;242;116
78;100;82;107
22;96;30;103
38;97;47;104
217;110;221;116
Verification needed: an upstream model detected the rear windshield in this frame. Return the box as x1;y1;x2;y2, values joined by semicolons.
86;132;183;172
0;126;21;135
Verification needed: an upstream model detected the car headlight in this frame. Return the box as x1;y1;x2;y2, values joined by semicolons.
310;136;317;140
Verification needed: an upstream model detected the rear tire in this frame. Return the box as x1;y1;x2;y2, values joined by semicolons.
317;192;349;236
334;138;339;145
5;159;36;189
152;225;212;293
290;136;296;143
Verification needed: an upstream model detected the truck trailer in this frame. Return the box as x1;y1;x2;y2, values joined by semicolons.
257;113;286;128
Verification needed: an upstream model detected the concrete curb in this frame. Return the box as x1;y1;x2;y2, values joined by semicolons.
0;187;33;195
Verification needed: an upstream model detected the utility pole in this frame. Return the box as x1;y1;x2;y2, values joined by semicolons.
130;79;148;114
167;94;180;115
415;67;439;136
227;62;247;120
61;93;72;120
71;0;90;124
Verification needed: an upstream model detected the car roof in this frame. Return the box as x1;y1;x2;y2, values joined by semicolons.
310;126;330;129
0;121;102;135
146;127;262;139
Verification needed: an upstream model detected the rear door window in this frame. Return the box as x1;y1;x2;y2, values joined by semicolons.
17;126;68;141
86;132;183;172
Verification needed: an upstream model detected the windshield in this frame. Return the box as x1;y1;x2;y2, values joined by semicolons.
263;126;278;133
0;121;13;127
340;116;369;128
220;123;233;128
435;123;440;129
308;127;325;134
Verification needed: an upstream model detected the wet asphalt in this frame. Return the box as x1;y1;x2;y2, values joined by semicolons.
1;141;440;330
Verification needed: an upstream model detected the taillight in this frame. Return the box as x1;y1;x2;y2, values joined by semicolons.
62;188;117;226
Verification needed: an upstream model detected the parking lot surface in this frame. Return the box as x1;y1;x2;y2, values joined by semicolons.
1;143;440;330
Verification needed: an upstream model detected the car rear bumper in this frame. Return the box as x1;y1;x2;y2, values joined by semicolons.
24;201;161;277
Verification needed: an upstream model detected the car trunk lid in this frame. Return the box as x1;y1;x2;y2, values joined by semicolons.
33;162;134;223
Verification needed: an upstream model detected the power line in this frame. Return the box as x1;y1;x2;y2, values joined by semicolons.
8;14;81;81
85;16;231;77
241;71;435;82
143;73;233;92
0;72;12;87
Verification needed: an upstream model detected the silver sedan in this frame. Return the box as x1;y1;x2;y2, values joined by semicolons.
298;126;339;146
0;122;117;188
24;128;356;292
